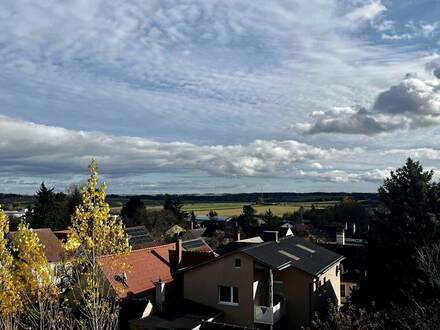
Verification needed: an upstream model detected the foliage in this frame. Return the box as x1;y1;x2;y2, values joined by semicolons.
208;210;218;218
0;207;67;330
66;160;130;330
163;195;187;221
0;206;23;329
121;196;147;227
416;241;440;296
291;197;370;228
13;222;65;329
360;158;440;306
205;230;228;250
311;300;440;330
27;183;82;230
238;204;257;226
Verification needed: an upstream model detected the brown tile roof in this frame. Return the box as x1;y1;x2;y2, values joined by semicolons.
99;243;177;299
99;242;216;299
8;228;64;263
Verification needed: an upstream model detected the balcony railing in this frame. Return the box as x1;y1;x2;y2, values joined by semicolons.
254;298;287;325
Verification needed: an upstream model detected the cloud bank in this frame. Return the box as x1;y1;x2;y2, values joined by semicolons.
0;115;356;178
298;58;440;135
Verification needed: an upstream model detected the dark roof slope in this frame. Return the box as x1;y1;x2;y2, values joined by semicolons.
201;321;260;330
129;299;222;329
125;225;158;250
242;226;292;239
180;228;207;241
241;236;344;276
182;238;213;253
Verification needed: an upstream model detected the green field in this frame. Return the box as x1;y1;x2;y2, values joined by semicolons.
181;201;336;217
110;201;337;217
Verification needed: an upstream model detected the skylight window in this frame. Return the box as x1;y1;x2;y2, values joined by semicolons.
296;244;316;253
279;250;300;261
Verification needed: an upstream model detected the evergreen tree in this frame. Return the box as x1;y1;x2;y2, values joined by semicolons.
361;158;440;306
163;195;185;221
121;196;147;226
29;183;58;229
238;204;256;226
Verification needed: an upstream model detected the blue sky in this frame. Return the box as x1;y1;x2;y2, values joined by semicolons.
0;0;440;194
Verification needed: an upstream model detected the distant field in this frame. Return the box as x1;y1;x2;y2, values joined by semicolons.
110;201;338;217
181;201;337;217
111;201;337;217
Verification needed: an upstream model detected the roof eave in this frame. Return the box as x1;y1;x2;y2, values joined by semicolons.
314;256;345;277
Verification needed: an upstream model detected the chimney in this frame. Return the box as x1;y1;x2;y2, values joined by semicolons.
233;225;241;241
264;231;279;243
336;229;345;245
176;239;183;265
155;278;166;313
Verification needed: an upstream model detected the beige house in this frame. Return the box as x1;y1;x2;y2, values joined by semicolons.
183;235;344;329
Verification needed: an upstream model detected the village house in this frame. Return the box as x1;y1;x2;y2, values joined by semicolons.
8;228;65;275
183;234;344;329
99;239;217;329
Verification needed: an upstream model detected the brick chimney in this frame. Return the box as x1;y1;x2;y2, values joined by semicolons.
155;278;166;312
233;225;241;241
263;230;279;243
336;229;345;245
176;239;183;265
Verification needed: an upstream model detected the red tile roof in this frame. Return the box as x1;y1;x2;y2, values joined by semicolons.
99;241;216;299
99;243;176;299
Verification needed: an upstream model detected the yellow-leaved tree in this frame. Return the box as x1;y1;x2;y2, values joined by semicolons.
0;208;66;330
13;222;67;330
0;207;23;329
66;160;130;330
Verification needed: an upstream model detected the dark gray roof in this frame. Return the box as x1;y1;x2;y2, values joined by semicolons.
125;226;157;249
182;238;212;252
241;236;344;276
195;216;232;222
180;228;207;241
129;299;222;329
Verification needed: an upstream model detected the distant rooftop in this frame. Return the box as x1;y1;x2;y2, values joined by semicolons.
124;225;158;250
195;215;232;222
8;228;64;263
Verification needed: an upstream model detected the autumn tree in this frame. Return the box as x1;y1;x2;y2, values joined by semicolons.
66;160;130;330
0;207;23;329
0;208;68;330
13;223;66;330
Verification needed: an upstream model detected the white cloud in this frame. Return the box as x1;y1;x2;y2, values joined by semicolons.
345;1;386;23
0;115;360;178
298;58;440;135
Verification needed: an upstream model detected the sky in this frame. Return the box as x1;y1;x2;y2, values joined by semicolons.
1;0;440;194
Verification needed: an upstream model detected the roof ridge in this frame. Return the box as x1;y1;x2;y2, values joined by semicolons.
99;242;176;259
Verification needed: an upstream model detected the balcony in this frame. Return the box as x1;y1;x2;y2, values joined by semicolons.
254;297;287;325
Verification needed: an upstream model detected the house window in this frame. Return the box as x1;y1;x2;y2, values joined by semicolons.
341;284;346;297
218;286;239;305
235;258;241;268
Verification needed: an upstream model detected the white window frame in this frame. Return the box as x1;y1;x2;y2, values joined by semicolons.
218;286;239;306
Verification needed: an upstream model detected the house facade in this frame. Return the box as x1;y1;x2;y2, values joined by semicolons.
183;236;344;329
